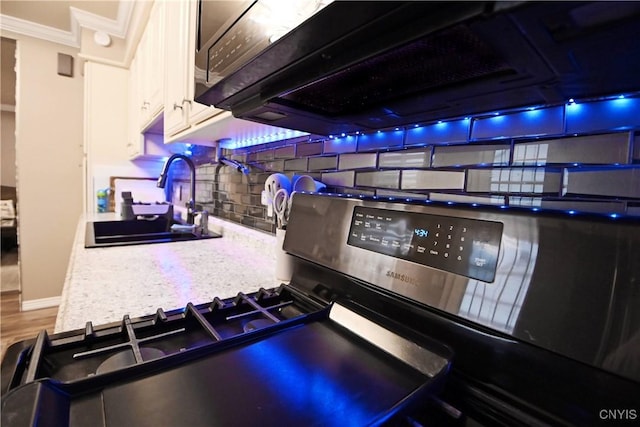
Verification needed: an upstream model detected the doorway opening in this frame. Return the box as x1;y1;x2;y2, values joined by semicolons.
1;36;20;294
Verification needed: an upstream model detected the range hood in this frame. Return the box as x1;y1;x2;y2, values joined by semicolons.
195;1;640;136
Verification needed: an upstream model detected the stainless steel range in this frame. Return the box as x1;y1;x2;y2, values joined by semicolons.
2;193;639;426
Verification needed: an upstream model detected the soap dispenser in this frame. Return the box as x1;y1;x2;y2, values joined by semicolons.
121;191;135;220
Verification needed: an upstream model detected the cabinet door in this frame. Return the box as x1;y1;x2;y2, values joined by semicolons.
165;0;221;141
137;30;153;128
186;0;220;125
128;56;143;158
137;0;165;131
146;0;165;119
164;0;191;136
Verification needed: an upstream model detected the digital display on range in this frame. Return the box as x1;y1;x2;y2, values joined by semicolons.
347;206;503;282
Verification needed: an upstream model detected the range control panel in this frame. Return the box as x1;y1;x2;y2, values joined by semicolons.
347;206;503;282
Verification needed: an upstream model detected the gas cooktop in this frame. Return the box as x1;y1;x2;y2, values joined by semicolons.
2;285;450;426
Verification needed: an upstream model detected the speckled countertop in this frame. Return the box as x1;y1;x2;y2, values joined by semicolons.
54;212;280;333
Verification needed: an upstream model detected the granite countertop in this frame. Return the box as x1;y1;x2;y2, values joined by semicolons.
54;212;279;333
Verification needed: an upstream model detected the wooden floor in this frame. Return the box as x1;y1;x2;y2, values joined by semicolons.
1;292;58;361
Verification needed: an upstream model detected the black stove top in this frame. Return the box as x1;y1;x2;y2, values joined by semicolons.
3;286;318;386
2;286;451;426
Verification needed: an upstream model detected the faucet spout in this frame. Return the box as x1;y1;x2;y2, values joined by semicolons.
157;154;197;224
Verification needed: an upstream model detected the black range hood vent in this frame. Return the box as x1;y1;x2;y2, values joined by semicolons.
281;24;514;116
196;1;640;136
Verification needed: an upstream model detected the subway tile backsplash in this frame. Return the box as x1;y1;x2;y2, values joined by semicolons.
405;118;470;145
171;96;640;234
323;135;357;154
466;168;562;194
401;170;466;191
512;133;630;166
320;171;356;188
283;157;308;172
274;145;296;159
338;153;378;170
356;130;404;151
379;148;431;169
562;168;640;199
471;106;564;140
296;141;323;157
356;170;400;188
308;155;338;171
432;144;510;167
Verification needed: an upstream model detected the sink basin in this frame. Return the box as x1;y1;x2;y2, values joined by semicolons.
84;217;220;248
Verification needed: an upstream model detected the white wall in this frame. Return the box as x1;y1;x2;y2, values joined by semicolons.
9;32;84;306
84;61;167;213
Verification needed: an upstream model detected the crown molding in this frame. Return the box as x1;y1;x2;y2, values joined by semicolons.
0;14;79;47
70;1;133;39
0;1;134;48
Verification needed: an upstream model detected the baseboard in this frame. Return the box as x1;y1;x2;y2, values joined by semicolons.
21;296;60;311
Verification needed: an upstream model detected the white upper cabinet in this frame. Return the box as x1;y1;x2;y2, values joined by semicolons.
128;0;303;150
137;0;165;130
127;55;143;158
163;0;191;136
164;0;222;141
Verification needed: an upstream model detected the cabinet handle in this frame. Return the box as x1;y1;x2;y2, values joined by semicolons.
173;99;192;110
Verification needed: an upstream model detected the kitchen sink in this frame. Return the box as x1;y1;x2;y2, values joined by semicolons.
84;217;220;248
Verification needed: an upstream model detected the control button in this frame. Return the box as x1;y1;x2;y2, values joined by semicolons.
459;246;464;251
429;250;438;255
449;225;454;231
435;232;440;237
462;227;467;233
460;237;465;242
457;255;462;261
447;234;452;240
445;243;450;249
444;253;449;258
417;246;426;253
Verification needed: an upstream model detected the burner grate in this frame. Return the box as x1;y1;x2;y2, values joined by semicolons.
17;286;316;384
